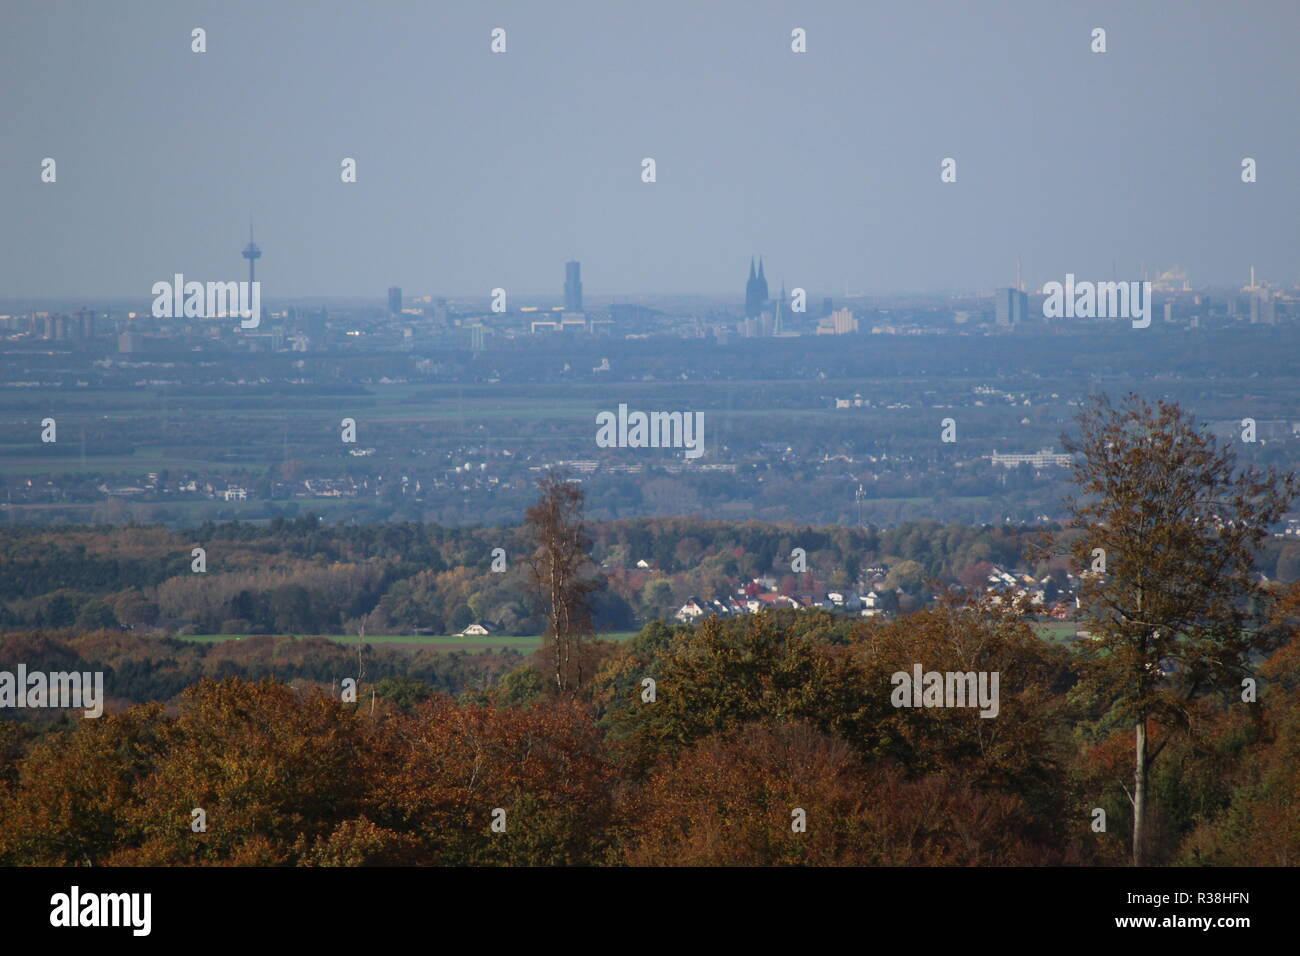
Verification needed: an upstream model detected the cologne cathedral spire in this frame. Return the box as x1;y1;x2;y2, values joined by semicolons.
745;255;770;317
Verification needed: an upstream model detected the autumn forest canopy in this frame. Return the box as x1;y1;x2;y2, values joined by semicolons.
1;395;1299;867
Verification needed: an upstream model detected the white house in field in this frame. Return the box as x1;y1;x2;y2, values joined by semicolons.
458;622;494;637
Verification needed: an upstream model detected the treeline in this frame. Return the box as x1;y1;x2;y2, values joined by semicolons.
0;518;571;637
1;600;1295;866
4;516;1300;637
0;629;517;720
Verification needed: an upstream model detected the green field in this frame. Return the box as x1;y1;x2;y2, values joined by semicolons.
178;624;1073;650
176;631;638;651
1034;621;1082;644
0;379;1031;477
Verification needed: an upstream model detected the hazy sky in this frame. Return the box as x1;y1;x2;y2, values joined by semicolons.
2;0;1296;300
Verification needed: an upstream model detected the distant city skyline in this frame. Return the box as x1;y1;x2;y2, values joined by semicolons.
10;232;1292;310
1;255;1291;314
0;196;1271;315
5;219;1296;305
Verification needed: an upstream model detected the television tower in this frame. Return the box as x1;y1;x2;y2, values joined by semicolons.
241;223;262;286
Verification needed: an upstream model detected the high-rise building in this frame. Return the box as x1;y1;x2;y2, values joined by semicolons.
564;261;583;313
745;257;769;317
1250;291;1276;325
39;312;91;340
816;308;858;335
995;287;1028;326
388;286;402;315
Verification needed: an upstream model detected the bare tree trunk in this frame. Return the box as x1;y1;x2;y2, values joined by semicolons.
356;620;367;689
1133;718;1146;866
526;472;596;697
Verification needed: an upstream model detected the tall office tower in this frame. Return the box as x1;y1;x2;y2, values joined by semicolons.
564;260;583;313
241;224;262;287
1250;291;1277;325
996;287;1028;326
833;308;857;334
816;308;859;335
388;286;402;315
744;256;769;317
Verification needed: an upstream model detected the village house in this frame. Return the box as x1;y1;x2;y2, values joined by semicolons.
826;590;863;611
858;590;885;616
674;597;710;623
